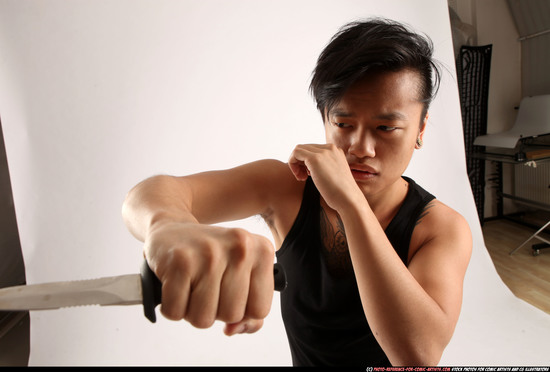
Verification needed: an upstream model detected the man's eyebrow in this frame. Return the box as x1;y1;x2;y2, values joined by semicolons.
329;109;355;118
329;109;408;122
372;112;407;121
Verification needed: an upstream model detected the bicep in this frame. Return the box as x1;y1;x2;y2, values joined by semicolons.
407;208;472;325
183;159;294;225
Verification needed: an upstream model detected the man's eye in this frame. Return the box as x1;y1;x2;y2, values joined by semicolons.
378;125;397;132
334;122;350;128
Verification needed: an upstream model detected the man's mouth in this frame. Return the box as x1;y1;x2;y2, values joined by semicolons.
349;164;378;180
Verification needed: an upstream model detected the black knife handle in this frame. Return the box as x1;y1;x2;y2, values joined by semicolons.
273;262;287;292
140;260;163;323
140;260;287;323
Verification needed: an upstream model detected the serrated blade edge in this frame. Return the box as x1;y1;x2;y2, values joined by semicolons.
0;274;143;311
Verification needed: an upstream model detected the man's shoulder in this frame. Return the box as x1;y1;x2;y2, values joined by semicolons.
409;199;472;261
417;199;469;235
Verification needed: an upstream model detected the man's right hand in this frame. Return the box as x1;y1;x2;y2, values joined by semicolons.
143;221;276;332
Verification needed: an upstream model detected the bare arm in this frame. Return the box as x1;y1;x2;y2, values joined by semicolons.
122;160;285;241
121;159;298;332
340;198;471;365
289;144;472;365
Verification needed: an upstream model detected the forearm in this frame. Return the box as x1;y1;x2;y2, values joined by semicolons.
339;201;451;365
122;175;198;242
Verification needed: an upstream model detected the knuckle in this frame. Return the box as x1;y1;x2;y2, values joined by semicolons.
229;228;250;247
162;249;193;280
168;247;190;266
256;236;275;258
228;228;252;262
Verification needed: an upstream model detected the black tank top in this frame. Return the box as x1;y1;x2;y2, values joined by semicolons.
276;176;435;366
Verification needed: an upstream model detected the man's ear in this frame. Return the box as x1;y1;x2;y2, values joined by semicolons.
416;112;428;149
419;112;428;137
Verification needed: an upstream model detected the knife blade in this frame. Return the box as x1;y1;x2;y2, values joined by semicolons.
0;260;287;323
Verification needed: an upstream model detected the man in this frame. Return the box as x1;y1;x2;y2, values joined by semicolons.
122;18;472;366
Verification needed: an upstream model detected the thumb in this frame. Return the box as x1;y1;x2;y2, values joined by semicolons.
223;318;264;336
287;160;310;181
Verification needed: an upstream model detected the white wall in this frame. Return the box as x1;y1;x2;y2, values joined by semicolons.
1;0;550;366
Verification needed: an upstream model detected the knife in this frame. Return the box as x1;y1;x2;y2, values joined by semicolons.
0;260;287;323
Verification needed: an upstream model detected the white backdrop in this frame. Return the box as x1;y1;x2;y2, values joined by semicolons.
1;0;550;366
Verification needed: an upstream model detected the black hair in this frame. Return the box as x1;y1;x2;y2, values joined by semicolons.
310;18;441;121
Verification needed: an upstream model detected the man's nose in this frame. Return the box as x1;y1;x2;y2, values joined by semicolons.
349;132;375;158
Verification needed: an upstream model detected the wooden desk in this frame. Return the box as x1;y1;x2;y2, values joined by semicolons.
472;149;550;215
473;148;550;255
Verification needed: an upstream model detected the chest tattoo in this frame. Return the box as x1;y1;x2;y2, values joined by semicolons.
319;207;353;277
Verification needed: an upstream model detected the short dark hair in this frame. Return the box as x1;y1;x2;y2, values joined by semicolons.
310;18;441;121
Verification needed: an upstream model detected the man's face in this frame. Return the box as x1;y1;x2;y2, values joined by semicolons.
324;69;427;198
